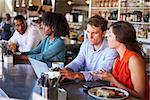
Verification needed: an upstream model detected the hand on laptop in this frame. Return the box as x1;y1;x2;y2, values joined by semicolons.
59;67;85;82
51;67;61;71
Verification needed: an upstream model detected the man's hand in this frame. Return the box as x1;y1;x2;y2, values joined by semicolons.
60;68;85;81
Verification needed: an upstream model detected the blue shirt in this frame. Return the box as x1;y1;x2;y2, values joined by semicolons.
66;38;118;81
23;36;65;62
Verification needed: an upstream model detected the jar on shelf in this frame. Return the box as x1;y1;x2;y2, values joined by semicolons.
95;0;100;7
121;1;126;7
112;0;117;7
104;0;109;7
120;13;126;21
108;0;113;7
100;0;105;7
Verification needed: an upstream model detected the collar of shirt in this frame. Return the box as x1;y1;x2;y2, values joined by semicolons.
44;36;58;52
89;38;108;53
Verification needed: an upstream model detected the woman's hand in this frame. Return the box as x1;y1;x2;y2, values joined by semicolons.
91;70;115;83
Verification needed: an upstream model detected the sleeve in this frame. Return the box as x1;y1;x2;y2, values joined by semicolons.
22;39;44;55
28;38;65;61
8;31;18;44
80;48;118;81
65;41;87;72
24;27;40;51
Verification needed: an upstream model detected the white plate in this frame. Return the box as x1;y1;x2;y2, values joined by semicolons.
88;86;129;100
44;71;60;79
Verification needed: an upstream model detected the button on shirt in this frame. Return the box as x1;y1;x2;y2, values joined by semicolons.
66;38;118;81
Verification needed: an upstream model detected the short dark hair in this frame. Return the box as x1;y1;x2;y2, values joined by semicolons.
14;15;26;21
42;12;69;37
88;15;108;32
5;13;11;18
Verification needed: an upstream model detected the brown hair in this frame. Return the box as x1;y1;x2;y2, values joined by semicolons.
88;15;108;33
110;21;144;55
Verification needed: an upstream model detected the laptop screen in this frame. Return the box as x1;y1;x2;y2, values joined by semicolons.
29;58;49;78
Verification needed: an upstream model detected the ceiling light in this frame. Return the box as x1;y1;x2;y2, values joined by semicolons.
22;0;26;7
29;0;33;6
67;0;72;5
85;0;90;4
16;0;20;7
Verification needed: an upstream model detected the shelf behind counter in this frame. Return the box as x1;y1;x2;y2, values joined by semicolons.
64;40;82;65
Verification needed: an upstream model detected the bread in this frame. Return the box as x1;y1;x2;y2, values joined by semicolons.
96;88;116;97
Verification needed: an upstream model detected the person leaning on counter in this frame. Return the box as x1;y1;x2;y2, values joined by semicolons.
8;15;43;52
21;12;69;62
91;21;149;100
60;15;118;81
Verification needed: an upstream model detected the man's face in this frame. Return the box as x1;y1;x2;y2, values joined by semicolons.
5;15;11;21
15;19;26;35
86;24;105;46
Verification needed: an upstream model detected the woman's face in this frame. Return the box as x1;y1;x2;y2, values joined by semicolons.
107;27;120;49
42;23;53;36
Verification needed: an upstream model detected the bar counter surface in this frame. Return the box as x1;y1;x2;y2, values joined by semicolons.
0;62;109;100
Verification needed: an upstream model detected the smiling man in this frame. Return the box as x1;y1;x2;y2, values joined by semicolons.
60;15;118;81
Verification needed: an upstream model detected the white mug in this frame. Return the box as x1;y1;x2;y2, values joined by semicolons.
52;62;64;69
4;55;13;64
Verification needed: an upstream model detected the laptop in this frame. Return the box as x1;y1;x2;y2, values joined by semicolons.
29;58;49;78
0;88;9;98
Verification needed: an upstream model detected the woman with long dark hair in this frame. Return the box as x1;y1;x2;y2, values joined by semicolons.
92;21;149;99
22;12;69;62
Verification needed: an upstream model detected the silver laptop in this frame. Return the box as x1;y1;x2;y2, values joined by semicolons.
29;58;49;78
0;88;9;98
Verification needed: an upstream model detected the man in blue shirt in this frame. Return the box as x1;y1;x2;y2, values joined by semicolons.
60;15;118;81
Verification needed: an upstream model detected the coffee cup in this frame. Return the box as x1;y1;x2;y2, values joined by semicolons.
41;87;58;99
52;62;64;69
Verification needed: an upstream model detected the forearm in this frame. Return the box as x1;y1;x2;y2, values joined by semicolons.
112;78;143;99
66;53;85;72
28;52;58;61
74;72;85;81
28;53;44;61
64;67;74;72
